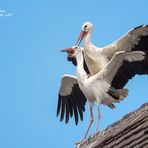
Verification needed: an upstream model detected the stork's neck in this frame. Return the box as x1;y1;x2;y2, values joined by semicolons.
75;53;87;81
84;30;93;50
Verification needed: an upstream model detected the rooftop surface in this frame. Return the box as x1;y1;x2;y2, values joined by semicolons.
75;102;148;148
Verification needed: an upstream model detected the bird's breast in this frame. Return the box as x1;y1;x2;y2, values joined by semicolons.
78;78;110;103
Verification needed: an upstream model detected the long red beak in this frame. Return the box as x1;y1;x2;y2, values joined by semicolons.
60;48;74;53
75;31;87;46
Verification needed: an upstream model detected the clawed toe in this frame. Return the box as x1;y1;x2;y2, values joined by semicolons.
94;131;99;138
75;138;86;145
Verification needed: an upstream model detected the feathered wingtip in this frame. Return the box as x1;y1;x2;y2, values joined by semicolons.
118;89;129;100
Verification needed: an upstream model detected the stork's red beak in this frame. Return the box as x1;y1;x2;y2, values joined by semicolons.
75;31;87;46
60;48;74;53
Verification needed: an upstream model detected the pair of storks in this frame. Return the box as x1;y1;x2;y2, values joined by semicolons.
57;22;148;142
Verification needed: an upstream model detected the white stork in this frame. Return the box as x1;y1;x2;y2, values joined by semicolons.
74;22;148;76
57;46;148;143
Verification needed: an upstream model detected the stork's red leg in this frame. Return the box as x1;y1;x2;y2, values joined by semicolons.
96;106;101;132
83;107;94;139
75;107;94;144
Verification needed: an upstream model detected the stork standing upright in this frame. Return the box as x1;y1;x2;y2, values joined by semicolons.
57;46;148;143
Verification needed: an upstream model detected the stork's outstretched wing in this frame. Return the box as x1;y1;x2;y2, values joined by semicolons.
57;74;87;125
103;25;148;58
95;51;148;89
111;52;148;89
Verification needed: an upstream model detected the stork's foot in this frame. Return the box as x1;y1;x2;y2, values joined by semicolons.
75;138;86;145
94;131;99;138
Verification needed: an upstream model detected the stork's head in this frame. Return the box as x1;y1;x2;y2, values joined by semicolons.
82;21;94;32
61;46;82;58
76;21;94;46
71;46;83;57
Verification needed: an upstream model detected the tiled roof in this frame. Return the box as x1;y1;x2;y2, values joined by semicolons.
76;102;148;148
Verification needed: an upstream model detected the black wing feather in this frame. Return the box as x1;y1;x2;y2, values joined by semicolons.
57;94;62;116
69;93;79;125
72;87;83;121
65;98;70;124
68;97;73;118
60;97;66;122
111;52;148;89
132;35;148;51
57;84;87;125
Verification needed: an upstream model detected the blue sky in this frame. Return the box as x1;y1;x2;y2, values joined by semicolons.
0;0;148;148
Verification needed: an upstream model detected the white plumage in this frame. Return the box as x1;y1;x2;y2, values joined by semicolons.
73;47;145;107
75;22;148;75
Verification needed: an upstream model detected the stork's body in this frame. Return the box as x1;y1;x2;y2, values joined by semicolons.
74;48;146;109
76;50;110;106
57;46;148;143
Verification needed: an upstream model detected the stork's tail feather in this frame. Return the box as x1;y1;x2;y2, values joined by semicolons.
103;88;128;109
117;88;129;100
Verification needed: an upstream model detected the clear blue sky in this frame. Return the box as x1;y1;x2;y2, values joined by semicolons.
0;0;148;148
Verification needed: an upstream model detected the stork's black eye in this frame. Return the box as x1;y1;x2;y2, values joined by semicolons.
84;25;87;29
